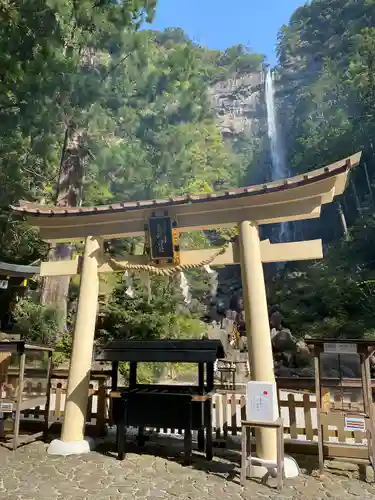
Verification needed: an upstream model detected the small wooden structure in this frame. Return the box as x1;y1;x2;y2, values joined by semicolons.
0;340;53;450
95;339;224;462
305;338;375;472
0;261;39;331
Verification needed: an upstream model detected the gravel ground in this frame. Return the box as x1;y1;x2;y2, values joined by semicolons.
0;434;374;500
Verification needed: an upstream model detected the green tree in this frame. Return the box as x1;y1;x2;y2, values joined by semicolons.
99;274;205;342
0;1;156;334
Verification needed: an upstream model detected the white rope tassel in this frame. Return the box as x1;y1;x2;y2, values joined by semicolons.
146;273;151;303
138;272;151;302
204;264;218;298
179;271;191;304
123;271;135;298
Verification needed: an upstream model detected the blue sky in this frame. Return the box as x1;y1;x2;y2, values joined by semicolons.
147;0;306;65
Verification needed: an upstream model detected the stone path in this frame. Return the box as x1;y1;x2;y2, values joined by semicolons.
0;436;374;500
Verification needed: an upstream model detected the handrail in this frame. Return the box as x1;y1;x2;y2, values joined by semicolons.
6;367;112;380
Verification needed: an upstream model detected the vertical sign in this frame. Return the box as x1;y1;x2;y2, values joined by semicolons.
149;216;174;261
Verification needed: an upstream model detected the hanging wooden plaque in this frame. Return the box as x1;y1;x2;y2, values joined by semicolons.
149;216;174;261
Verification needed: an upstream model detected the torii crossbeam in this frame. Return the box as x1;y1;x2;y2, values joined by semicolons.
11;152;361;474
39;239;323;277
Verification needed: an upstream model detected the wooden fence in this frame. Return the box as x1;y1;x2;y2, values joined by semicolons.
3;369;111;437
213;389;367;445
2;370;373;458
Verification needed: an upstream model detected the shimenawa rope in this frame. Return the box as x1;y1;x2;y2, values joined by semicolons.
108;242;229;276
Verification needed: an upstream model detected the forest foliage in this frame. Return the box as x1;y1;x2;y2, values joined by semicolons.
270;0;375;338
2;0;375;345
0;2;260;263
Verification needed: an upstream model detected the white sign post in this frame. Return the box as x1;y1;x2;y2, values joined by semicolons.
246;381;279;422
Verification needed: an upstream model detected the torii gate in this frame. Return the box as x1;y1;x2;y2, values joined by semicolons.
11;152;361;476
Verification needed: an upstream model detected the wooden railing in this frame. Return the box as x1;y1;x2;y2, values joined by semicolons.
213;389;367;444
2;370;373;458
3;368;112;436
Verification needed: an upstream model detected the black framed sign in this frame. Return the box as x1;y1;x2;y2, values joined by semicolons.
149;216;174;261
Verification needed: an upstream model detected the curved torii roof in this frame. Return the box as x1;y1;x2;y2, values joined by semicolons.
11;153;361;243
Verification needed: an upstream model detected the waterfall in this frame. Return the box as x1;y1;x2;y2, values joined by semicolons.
265;68;291;243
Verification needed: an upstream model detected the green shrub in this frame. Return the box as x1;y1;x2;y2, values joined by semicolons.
13;298;62;344
99;275;206;342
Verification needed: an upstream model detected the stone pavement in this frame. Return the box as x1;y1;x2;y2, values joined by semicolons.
0;435;374;500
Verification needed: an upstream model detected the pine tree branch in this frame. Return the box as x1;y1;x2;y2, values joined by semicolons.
100;52;131;84
22;166;51;182
0;102;24;113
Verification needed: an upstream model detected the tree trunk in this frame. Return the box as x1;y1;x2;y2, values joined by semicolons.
337;201;348;240
40;243;73;338
40;128;87;340
351;177;361;214
363;162;374;205
39;45;106;339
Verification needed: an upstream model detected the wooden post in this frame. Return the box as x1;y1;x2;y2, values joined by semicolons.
44;351;53;437
96;378;107;437
13;350;26;451
111;362;118;391
129;362;137;389
314;347;324;472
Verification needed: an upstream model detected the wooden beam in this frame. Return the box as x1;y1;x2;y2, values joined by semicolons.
261;239;323;263
40;258;81;277
39;239;323;277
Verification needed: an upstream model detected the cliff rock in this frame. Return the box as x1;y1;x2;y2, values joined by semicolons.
209;72;263;137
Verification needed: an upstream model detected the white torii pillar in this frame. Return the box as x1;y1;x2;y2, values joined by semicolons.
238;221;299;477
48;236;101;455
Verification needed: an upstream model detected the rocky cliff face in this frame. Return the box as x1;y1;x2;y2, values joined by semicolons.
209;71;264;138
207;71;266;319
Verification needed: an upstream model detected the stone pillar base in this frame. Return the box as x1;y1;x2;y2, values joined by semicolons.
249;455;300;479
47;437;96;456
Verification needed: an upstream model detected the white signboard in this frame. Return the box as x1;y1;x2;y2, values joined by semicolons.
344;416;366;432
323;343;357;355
246;381;279;423
0;280;8;290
